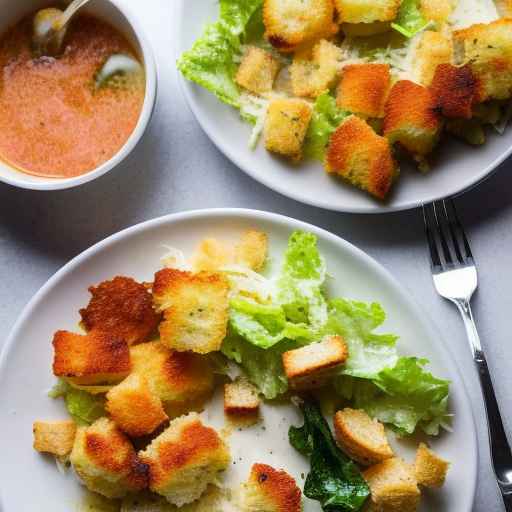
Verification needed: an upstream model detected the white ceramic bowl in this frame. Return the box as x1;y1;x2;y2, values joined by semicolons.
0;0;157;191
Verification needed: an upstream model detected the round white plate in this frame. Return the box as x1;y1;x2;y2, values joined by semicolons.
175;0;512;213
0;209;477;510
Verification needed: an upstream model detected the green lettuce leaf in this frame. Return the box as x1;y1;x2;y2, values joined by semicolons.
391;0;430;38
65;387;106;425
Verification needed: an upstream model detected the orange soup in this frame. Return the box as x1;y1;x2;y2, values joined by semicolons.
0;14;145;178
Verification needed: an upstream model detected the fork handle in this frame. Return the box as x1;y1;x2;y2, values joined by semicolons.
455;299;512;510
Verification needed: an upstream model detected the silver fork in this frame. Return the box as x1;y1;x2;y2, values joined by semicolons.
422;199;512;511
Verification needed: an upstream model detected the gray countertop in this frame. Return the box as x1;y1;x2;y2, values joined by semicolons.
1;1;511;510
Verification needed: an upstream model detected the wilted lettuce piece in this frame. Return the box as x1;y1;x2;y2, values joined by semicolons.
48;378;69;398
391;0;430;38
65;387;106;426
446;119;486;145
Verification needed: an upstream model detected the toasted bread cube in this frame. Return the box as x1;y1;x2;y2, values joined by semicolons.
263;0;337;52
235;46;281;95
363;458;420;512
383;80;441;158
334;408;394;465
235;230;268;271
106;373;168;437
239;463;302;512
33;420;77;457
192;238;232;272
130;341;214;404
326;115;398;200
282;335;348;389
139;413;230;506
70;417;148;498
419;0;454;24
335;0;401;23
224;377;260;417
52;330;130;385
413;31;453;86
264;98;312;160
414;443;450;488
290;39;343;98
454;19;512;101
337;63;391;118
80;276;159;346
153;269;229;354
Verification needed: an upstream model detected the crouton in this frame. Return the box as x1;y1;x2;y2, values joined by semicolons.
363;458;420;512
290;39;343;98
419;0;454;24
430;64;478;119
264;98;313;160
383;80;442;158
235;46;281;95
224;377;260;417
106;373;168;437
70;417;148;498
326;115;398;200
239;463;302;512
192;238;232;272
130;341;214;404
334;408;394;465
263;0;338;52
413;31;453;86
337;63;391;118
335;0;401;23
454;19;512;101
33;420;77;457
52;330;130;385
282;335;348;389
235;230;268;271
139;413;230;506
414;442;450;488
80;276;159;346
153;268;229;354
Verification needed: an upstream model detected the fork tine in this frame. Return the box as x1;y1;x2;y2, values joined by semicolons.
442;200;464;264
446;199;474;261
422;203;442;270
433;201;453;264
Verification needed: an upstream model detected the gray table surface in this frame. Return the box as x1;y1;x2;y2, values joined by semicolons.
1;1;511;510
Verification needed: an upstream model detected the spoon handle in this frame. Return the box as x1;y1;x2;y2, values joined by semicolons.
59;0;91;29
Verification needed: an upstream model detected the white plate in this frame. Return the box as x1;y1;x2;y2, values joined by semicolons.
0;209;477;510
175;0;512;213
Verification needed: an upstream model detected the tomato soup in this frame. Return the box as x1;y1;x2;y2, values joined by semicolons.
0;14;145;178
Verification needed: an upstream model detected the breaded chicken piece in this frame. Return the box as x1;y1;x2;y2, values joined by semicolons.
290;39;343;98
337;63;391;118
80;276;159;346
413;31;453;86
106;373;168;437
326;115;398;199
263;0;337;52
430;64;478;119
264;98;313;161
334;408;394;465
420;0;454;24
239;463;302;512
414;443;450;488
130;341;214;404
52;330;130;385
70;417;148;499
335;0;401;23
235;230;268;271
224;377;260;417
236;46;281;95
153;269;229;354
139;413;230;506
454;19;512;101
33;420;77;458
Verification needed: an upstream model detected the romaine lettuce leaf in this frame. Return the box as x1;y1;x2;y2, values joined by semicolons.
391;0;430;38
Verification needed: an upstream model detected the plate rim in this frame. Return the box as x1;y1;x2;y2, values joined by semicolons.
0;207;478;509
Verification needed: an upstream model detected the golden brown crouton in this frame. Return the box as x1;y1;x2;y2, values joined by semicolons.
334;408;394;465
282;335;348;389
235;230;268;271
224;377;260;417
454;19;512;101
263;0;338;52
130;341;214;404
363;458;420;512
430;64;478;119
106;373;168;438
264;98;313;161
235;46;281;95
337;63;391;118
33;420;77;457
413;31;453;86
139;413;231;506
414;442;450;488
153;268;229;354
419;0;454;24
326;115;398;199
52;330;131;385
290;39;343;98
80;276;159;346
70;417;148;498
383;80;442;158
192;238;232;272
239;463;302;512
335;0;401;23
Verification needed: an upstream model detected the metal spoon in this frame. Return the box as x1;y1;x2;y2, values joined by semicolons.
32;0;91;57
